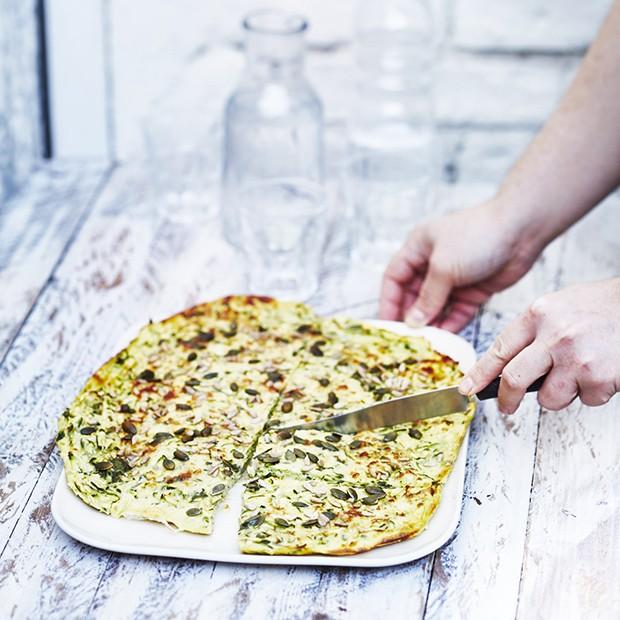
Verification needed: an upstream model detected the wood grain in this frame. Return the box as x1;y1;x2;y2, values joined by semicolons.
424;235;566;619
0;161;108;358
1;153;618;618
517;195;620;619
0;158;399;619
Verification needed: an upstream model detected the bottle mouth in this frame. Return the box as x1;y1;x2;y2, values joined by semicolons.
243;9;308;36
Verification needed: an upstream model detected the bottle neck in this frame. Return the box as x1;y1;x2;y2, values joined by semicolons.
245;31;305;80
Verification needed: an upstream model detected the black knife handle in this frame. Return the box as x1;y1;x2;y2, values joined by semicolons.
475;373;548;401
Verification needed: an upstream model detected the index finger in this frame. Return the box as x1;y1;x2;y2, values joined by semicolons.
379;237;428;320
459;311;536;395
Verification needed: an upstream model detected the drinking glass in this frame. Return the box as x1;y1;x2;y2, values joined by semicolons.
238;178;327;300
221;9;324;246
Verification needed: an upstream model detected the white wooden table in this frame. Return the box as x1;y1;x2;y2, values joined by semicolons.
1;149;619;620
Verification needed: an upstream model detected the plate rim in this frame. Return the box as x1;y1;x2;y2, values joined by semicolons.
51;319;476;568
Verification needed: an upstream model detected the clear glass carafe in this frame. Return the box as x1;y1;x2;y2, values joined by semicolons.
221;10;324;249
348;0;436;259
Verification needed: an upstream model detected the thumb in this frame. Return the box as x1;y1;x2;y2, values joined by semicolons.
405;266;452;326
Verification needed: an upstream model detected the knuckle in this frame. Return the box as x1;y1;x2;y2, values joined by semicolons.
556;331;577;350
500;369;522;391
580;391;610;407
537;392;564;411
491;336;512;364
528;297;550;321
576;357;596;380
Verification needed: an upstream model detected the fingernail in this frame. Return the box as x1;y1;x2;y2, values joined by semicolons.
458;377;474;396
405;308;428;327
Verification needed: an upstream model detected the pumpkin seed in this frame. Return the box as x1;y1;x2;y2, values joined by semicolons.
197;331;214;342
382;431;397;442
187;352;197;362
348;488;358;501
176;403;192;411
321;441;339;452
325;433;341;443
163;458;175;470
174;449;189;462
212;484;226;495
245;388;259;396
408;428;422;439
292;501;308;508
185;378;200;387
232;449;244;459
199;426;212;437
222;458;239;472
285;449;296;462
203;372;218;379
361;495;381;505
302;519;319;528
293;448;306;459
121;420;137;435
257;451;280;464
274;518;291;528
277;429;292;441
181;433;194;443
365;486;385;496
151;432;173;445
281;401;293;413
267;370;284;383
292;435;305;444
322;510;337;521
80;427;96;435
186;507;202;516
138;369;156;382
241;514;265;529
330;488;350;501
349;440;363;450
309;341;324;357
94;461;113;471
306;452;319;464
327;391;339;405
119;404;134;414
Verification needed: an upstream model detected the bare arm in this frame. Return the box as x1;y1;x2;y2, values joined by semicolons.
498;0;620;249
380;0;620;329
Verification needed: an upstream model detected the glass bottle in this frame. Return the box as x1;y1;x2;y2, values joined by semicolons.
221;10;324;248
348;0;436;258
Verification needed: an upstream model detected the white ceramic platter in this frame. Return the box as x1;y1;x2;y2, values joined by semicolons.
52;319;476;568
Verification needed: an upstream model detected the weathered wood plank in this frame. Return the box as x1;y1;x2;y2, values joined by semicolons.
0;451;110;619
424;235;566;619
0;161;108;358
0;159;402;618
517;195;620;619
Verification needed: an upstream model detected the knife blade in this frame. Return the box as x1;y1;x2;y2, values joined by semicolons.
276;373;548;434
276;386;470;434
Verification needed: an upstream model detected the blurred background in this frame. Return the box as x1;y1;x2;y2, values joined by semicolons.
0;0;614;304
1;0;612;198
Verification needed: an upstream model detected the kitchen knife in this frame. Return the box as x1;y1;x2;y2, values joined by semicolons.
276;374;548;434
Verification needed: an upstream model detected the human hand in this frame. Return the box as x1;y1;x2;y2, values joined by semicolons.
379;200;544;332
459;278;620;413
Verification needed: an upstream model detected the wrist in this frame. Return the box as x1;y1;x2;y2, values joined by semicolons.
485;190;557;257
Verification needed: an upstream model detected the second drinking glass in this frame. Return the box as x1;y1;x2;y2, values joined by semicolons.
222;10;325;300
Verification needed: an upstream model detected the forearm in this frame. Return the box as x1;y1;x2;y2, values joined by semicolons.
494;0;620;249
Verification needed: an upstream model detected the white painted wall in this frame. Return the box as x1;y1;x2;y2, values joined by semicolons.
45;0;613;160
